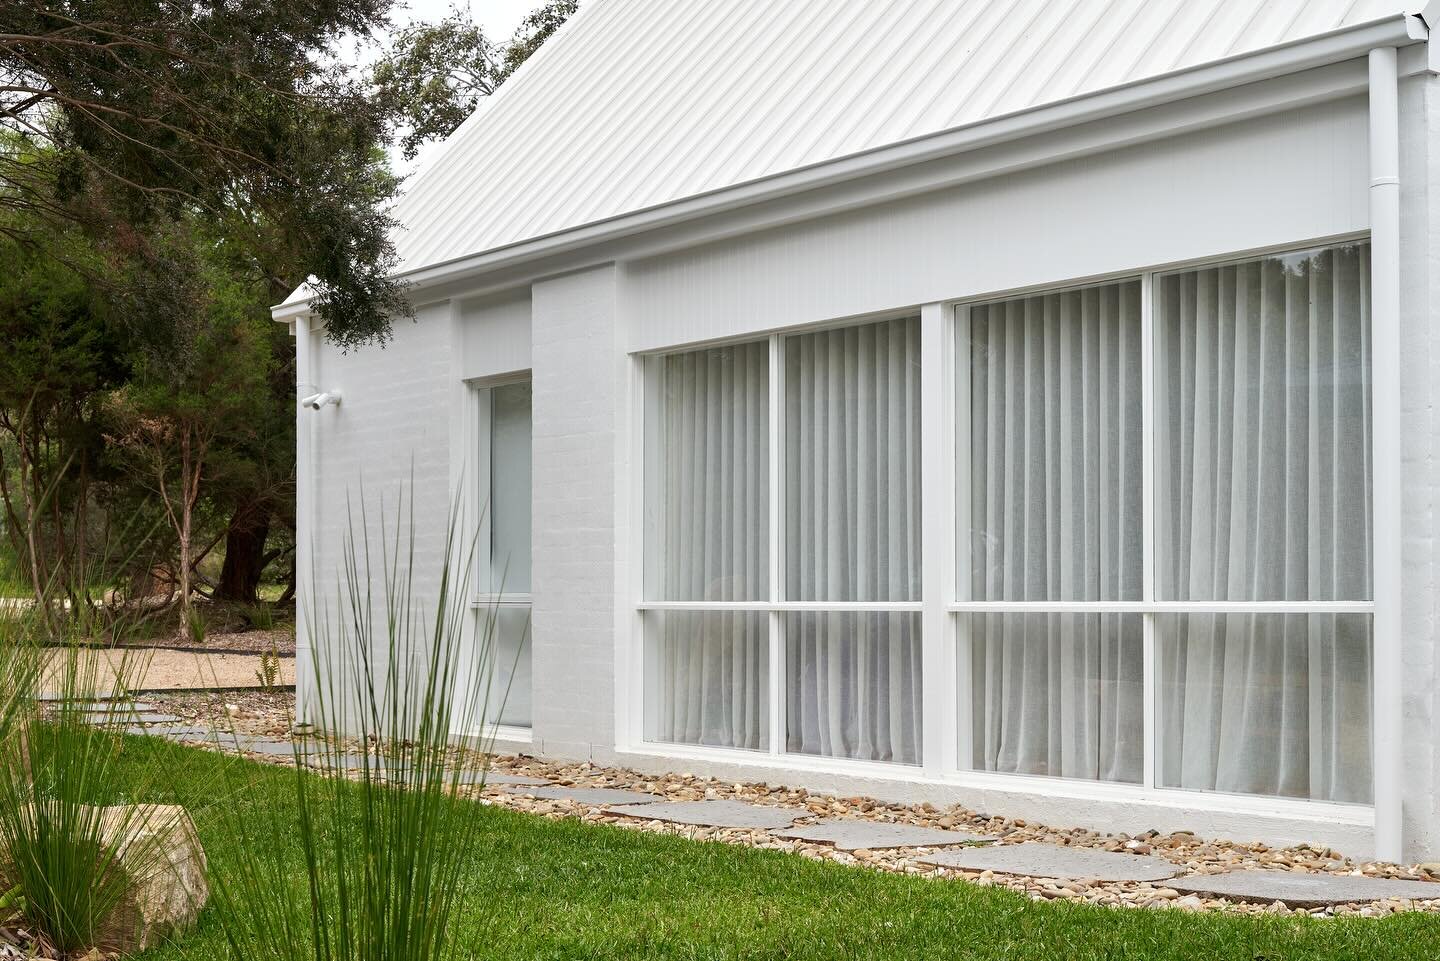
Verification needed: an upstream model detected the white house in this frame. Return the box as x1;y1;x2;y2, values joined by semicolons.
275;0;1440;863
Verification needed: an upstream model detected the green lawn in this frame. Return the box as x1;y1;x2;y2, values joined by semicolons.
128;739;1437;961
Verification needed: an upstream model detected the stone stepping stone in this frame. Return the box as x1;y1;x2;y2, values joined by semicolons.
604;799;805;830
308;753;407;773
55;701;156;713
235;738;328;757
773;819;997;851
82;711;180;726
1170;871;1440;908
521;786;664;805
918;842;1181;882
132;725;215;740
451;770;550;786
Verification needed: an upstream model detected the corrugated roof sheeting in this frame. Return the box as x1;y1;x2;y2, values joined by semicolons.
392;0;1410;273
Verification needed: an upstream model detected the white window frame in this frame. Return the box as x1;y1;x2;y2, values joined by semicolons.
628;233;1377;821
636;313;925;763
467;371;533;740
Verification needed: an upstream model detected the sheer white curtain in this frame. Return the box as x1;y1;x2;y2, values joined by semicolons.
966;283;1144;782
646;343;769;750
785;318;922;764
1157;244;1372;802
488;381;532;728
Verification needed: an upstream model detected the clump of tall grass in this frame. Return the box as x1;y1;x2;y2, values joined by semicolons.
201;490;503;961
0;609;179;957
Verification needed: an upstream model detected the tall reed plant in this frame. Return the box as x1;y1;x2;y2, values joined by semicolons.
0;613;177;957
202;488;504;961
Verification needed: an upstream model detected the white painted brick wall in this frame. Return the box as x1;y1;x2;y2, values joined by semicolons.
1399;74;1440;861
528;266;620;759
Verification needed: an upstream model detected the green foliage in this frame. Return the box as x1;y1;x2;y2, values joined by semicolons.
255;643;280;690
0;218;130;612
185;607;207;647
1;0;410;347
373;1;579;160
246;603;277;632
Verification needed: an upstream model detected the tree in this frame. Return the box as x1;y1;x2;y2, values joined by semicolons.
107;221;270;636
0;208;127;625
373;0;578;160
1;0;409;348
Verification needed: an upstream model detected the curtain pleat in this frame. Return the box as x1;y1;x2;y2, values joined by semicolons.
968;282;1144;783
784;317;922;764
1157;244;1373;802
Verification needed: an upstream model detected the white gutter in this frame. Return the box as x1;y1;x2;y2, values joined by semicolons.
273;12;1428;322
1367;45;1404;865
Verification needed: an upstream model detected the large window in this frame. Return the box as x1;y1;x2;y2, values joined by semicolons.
642;318;922;763
638;240;1373;806
474;379;532;730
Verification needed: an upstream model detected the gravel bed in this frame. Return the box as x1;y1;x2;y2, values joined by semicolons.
143;690;1440;917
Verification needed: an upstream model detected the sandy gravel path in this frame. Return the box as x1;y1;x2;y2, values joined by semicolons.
43;647;296;693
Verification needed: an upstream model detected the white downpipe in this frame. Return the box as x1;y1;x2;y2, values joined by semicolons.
293;317;315;726
1367;46;1402;865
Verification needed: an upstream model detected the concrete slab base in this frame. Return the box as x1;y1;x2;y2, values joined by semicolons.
919;843;1182;882
774;819;996;851
605;799;805;830
1170;871;1440;907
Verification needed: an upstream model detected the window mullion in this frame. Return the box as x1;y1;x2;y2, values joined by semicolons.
920;302;955;776
1140;271;1157;791
768;333;784;756
952;304;973;773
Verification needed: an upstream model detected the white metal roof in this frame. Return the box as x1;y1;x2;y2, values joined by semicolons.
385;0;1417;278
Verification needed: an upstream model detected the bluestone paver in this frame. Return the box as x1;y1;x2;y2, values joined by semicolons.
1170;871;1440;907
452;770;550;786
82;711;180;725
918;843;1181;882
604;799;805;830
774;819;996;851
523;786;664;805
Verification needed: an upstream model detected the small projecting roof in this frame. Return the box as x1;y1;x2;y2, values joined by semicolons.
382;0;1419;280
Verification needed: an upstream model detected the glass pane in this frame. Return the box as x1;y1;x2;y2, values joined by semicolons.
1158;613;1372;803
644;343;769;602
785;317;921;602
490;382;532;594
645;611;768;751
963;282;1142;601
967;613;1142;783
785;611;921;764
1156;244;1372;601
486;605;531;728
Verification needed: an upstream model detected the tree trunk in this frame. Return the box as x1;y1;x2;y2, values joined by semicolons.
215;501;269;604
177;430;193;639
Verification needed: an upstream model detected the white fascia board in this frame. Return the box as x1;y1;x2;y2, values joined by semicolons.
272;13;1428;322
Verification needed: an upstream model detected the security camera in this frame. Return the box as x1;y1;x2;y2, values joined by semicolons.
299;391;341;410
